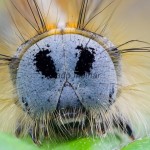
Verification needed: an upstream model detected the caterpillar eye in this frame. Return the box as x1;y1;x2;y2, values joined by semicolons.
11;29;118;118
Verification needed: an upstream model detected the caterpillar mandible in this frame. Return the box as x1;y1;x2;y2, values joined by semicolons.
0;0;150;149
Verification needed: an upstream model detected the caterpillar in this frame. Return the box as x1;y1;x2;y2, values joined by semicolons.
0;0;150;149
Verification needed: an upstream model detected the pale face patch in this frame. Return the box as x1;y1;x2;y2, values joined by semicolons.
16;34;117;118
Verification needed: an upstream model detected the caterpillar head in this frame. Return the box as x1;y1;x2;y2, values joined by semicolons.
10;29;121;141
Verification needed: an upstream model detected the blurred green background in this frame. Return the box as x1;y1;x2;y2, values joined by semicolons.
0;132;150;150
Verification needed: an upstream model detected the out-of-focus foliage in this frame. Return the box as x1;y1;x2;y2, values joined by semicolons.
122;138;150;150
1;132;150;150
0;133;39;150
0;132;121;150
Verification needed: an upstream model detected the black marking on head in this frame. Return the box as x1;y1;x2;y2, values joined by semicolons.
109;87;115;104
47;99;50;102
21;97;31;113
109;99;112;104
75;53;78;58
75;45;95;76
22;97;28;106
22;97;25;103
46;44;50;47
24;102;28;107
89;47;95;51
88;96;91;99
89;47;96;54
34;49;57;79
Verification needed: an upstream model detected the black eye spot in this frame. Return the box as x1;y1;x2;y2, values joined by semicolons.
75;45;95;76
34;49;57;79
